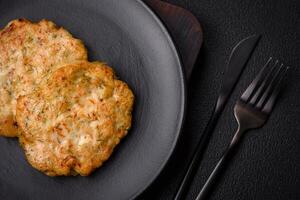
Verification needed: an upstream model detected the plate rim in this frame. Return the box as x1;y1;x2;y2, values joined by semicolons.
129;0;187;199
0;0;187;198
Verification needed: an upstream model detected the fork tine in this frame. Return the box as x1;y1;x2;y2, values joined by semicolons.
262;66;289;114
249;60;280;105
241;57;273;102
256;63;284;109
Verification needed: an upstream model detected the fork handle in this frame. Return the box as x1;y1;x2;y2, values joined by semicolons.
195;128;243;200
174;113;222;200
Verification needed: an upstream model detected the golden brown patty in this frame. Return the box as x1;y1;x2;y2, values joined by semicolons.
0;19;88;137
16;61;134;176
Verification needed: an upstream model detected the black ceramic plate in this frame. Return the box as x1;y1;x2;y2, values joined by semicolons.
0;0;185;199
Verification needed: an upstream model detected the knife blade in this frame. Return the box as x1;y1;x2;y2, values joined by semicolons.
174;34;261;200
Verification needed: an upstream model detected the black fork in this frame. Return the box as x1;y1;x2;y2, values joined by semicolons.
196;58;289;200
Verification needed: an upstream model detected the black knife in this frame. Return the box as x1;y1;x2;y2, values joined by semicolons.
174;35;261;200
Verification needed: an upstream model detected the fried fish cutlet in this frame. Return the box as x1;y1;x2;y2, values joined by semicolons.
16;61;134;176
0;19;88;137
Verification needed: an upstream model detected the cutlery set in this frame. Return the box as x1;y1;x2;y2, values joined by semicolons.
175;35;289;200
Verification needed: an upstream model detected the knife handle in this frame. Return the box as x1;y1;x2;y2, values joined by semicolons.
196;127;243;200
174;35;260;200
174;111;220;200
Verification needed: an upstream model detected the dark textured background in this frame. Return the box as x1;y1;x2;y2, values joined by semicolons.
138;0;299;199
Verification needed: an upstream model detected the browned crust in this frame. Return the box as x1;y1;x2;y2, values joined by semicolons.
16;61;134;176
0;19;88;137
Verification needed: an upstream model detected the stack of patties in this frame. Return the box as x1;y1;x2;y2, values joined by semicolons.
0;19;134;176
